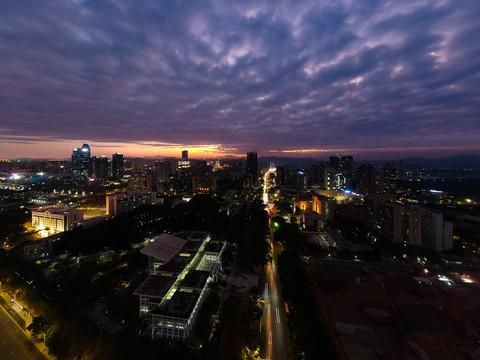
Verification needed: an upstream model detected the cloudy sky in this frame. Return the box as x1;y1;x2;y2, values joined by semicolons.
1;0;479;160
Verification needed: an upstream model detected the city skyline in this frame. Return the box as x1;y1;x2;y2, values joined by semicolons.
1;1;480;159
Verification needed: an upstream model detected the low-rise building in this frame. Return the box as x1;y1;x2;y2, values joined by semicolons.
31;207;83;235
134;232;225;340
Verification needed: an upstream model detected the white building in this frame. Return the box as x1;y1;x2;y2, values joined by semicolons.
134;232;225;340
31;207;83;235
422;208;453;252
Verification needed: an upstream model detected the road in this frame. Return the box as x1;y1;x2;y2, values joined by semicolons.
0;302;47;360
262;165;291;360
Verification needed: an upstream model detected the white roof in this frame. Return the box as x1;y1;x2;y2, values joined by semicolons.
140;234;187;262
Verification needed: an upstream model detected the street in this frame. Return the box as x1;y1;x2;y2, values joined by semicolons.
0;303;47;360
262;166;291;360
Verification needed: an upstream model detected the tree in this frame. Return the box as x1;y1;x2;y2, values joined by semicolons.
45;326;62;355
26;316;49;336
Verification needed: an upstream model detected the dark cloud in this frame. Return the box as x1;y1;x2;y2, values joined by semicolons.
1;0;480;156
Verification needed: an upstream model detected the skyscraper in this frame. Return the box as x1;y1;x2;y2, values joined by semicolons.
379;164;397;200
72;144;91;179
356;164;376;194
329;155;340;170
246;152;258;184
92;155;110;181
112;153;125;180
182;150;188;160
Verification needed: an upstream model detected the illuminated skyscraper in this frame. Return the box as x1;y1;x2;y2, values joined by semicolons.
178;150;190;169
72;144;91;179
112;153;125;180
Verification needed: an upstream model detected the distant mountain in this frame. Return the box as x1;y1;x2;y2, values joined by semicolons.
260;154;480;169
398;154;480;169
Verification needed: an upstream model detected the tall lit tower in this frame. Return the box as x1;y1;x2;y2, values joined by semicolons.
72;144;91;178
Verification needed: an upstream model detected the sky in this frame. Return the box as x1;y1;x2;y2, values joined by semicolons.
1;0;480;160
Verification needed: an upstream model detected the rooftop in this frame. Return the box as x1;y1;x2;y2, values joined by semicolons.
133;274;176;298
204;242;224;253
180;270;210;290
140;234;188;263
187;231;209;242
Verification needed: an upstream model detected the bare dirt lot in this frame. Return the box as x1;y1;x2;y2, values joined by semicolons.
306;261;480;360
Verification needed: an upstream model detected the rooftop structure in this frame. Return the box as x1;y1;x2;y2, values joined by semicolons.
135;232;225;340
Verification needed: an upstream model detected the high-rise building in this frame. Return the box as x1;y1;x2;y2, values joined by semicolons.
92;155;110;181
310;164;325;188
296;170;308;191
340;156;354;188
329;156;340;170
72;144;91;179
246;152;258;184
379;164;397;199
112;153;125;181
276;165;291;185
178;150;190;169
155;161;171;183
340;156;353;172
422;208;453;252
324;168;346;191
356;164;376;194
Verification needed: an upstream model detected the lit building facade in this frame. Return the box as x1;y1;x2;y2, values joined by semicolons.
72;144;91;179
32;207;83;235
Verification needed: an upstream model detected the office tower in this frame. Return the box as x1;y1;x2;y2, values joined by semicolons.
310;164;325;188
296;170;308;191
276;165;291;185
340;155;354;188
356;164;376;195
246;152;258;183
422;208;453;252
329;155;340;170
379;164;397;199
155;161;171;183
92;156;110;181
72;143;91;179
178;150;190;169
112;153;125;180
340;156;353;172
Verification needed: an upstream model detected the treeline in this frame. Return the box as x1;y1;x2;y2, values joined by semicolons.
277;251;336;360
236;201;270;269
55;194;225;255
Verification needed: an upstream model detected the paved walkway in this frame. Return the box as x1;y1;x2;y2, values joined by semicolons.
0;291;56;360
